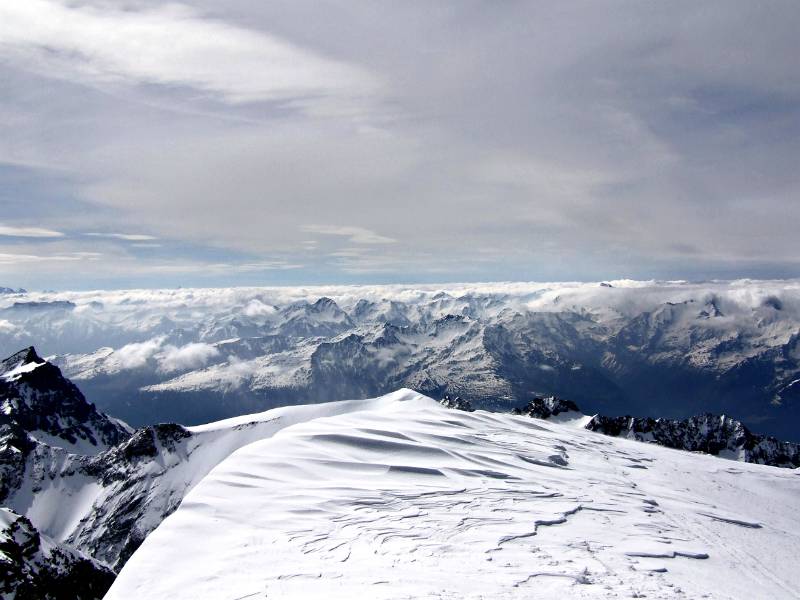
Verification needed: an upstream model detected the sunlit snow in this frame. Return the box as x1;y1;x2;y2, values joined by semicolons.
107;390;800;599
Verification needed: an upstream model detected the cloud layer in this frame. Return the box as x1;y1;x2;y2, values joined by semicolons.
0;0;378;105
100;337;221;374
0;1;798;288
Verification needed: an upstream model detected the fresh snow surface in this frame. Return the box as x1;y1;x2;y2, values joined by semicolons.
2;358;44;381
5;390;443;570
544;410;594;427
107;390;800;600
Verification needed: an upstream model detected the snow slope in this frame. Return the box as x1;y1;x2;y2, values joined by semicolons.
107;390;800;599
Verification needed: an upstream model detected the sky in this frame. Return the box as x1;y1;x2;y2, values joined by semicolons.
0;1;799;290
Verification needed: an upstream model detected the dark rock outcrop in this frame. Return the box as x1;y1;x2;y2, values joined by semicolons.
0;348;139;589
512;396;581;419
514;395;800;468
439;394;474;412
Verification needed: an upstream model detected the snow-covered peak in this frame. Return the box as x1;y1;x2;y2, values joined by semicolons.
277;297;354;338
0;286;26;294
0;347;130;456
0;346;45;380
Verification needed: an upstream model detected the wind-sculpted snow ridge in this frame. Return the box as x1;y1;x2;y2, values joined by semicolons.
0;352;444;587
3;391;420;571
106;392;800;600
2;279;800;439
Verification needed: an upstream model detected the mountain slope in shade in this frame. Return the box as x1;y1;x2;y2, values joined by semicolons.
106;392;800;600
0;508;114;600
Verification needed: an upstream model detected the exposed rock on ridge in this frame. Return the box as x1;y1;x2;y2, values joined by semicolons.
512;396;581;419
585;413;800;467
513;396;800;468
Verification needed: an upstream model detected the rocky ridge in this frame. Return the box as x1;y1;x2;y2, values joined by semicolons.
585;412;800;467
503;395;800;468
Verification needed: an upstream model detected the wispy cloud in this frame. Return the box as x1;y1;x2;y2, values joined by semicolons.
0;0;379;107
0;224;63;238
86;233;158;242
0;251;99;264
302;225;396;245
145;260;303;274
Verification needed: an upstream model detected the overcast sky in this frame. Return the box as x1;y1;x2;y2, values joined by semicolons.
0;1;798;289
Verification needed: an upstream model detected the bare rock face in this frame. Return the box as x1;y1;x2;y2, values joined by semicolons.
0;347;133;509
0;348;222;580
0;348;138;593
0;347;282;585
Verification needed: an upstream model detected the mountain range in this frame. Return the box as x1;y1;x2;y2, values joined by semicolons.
1;280;799;440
